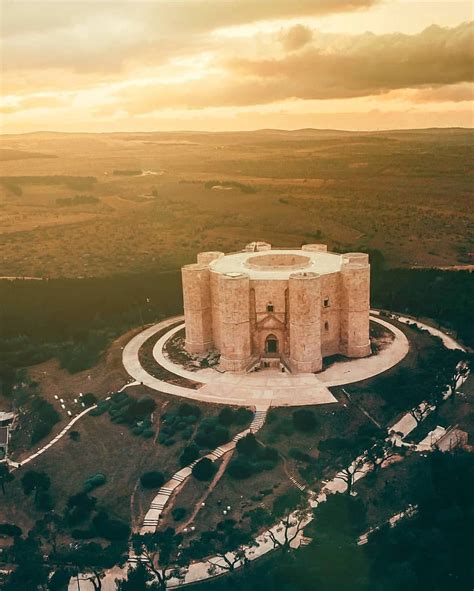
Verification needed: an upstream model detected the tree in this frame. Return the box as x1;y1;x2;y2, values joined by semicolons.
364;439;402;475
265;504;311;553
334;454;368;496
63;542;127;591
66;491;97;525
0;463;14;495
33;512;62;555
444;350;473;403
179;443;200;467
185;520;255;574
191;458;217;481
48;568;72;591
3;534;50;591
117;562;159;590
311;493;367;538
20;470;51;505
131;529;187;590
140;471;165;489
82;392;98;407
235;433;259;456
292;409;318;432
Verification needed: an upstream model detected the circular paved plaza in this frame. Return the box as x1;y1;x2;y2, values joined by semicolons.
122;313;409;407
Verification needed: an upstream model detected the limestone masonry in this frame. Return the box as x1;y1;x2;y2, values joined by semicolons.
181;242;371;373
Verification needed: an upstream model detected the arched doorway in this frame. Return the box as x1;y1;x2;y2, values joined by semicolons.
265;334;279;355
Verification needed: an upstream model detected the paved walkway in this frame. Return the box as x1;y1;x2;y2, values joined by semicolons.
8;405;98;471
122;313;409;408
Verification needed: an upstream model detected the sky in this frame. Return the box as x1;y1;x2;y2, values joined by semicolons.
0;0;473;133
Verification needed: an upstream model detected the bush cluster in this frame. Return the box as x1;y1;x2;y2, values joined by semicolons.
83;473;107;493
0;523;22;537
158;403;201;446
228;434;279;479
192;457;217;481
194;416;230;449
217;406;253;426
90;391;156;439
30;397;60;445
140;471;165;489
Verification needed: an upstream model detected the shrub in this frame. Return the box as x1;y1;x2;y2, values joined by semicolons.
84;473;107;493
71;528;96;540
192;458;217;481
273;489;304;518
93;511;130;541
292;409;318;432
82;393;98;407
69;430;81;441
178;403;201;418
218;407;235;426
236;433;259;456
180;444;200;467
142;428;155;439
181;426;193;440
172;507;187;521
140;471;165;489
0;523;22;537
35;490;54;511
227;457;253;480
234;407;253;425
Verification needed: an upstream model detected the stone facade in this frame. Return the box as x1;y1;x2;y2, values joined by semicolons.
181;243;371;373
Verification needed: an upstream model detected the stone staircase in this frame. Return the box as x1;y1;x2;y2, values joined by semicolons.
140;406;269;533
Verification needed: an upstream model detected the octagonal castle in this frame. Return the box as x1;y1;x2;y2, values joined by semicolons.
181;242;371;373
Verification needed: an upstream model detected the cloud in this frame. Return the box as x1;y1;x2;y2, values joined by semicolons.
279;25;313;51
111;22;474;114
0;95;69;114
228;23;474;99
0;0;380;75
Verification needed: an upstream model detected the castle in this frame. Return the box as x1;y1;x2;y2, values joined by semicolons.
181;242;370;373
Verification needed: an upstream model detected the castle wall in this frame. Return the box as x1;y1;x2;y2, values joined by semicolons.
340;255;371;358
288;272;322;373
218;273;252;371
181;263;213;354
182;246;371;372
320;272;342;357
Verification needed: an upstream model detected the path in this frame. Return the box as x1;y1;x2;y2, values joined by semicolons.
122;313;409;407
7;381;137;472
7;404;98;471
141;406;269;533
177;449;235;534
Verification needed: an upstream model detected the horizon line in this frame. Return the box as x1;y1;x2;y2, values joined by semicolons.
1;125;473;137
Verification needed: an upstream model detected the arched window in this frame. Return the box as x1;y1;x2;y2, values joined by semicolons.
267;303;274;313
265;334;279;354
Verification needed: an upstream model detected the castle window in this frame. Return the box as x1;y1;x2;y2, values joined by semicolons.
323;297;330;307
267;304;274;313
324;321;329;331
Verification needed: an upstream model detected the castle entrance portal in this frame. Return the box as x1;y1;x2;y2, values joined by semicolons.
265;335;279;355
